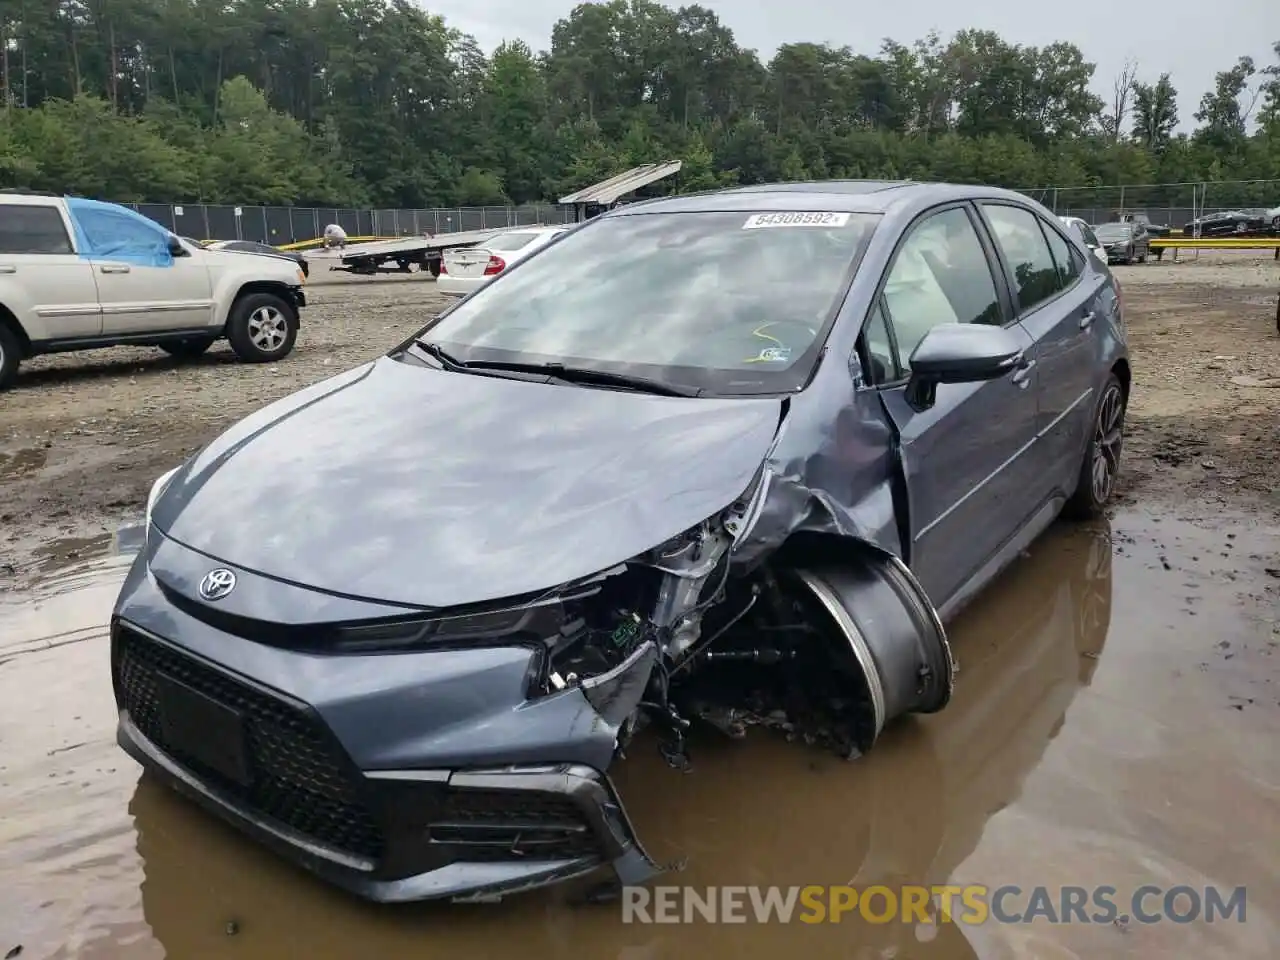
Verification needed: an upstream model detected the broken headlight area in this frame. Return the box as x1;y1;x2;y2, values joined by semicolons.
528;499;954;772
325;489;952;774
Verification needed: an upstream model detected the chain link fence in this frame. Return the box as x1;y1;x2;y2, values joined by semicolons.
119;180;1280;245
122;202;578;245
1015;179;1280;229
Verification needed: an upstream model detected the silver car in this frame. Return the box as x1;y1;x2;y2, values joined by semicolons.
111;180;1128;905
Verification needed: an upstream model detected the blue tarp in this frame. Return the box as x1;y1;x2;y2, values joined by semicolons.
65;196;175;268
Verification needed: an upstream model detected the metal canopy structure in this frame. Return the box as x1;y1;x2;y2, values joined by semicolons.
558;161;683;218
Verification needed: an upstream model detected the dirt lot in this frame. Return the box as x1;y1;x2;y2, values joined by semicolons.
1;251;1278;588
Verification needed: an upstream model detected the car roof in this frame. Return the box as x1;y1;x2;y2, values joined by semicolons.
0;191;64;205
605;180;1049;220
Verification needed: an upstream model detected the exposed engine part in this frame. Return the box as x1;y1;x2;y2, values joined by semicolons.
637;472;772;664
641;521;732;662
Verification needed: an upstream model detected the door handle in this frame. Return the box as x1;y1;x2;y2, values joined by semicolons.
1079;311;1096;330
99;264;131;274
1011;359;1036;388
0;265;15;274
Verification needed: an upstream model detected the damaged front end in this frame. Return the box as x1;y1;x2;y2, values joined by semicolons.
534;459;954;766
113;410;954;907
497;458;956;898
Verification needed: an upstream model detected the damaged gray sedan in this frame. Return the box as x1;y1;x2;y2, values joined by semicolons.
110;180;1128;904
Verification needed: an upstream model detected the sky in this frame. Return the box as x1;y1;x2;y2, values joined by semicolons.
429;0;1280;132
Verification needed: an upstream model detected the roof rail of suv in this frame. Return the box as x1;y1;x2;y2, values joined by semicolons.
0;189;61;197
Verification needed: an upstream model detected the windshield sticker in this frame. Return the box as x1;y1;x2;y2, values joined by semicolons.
745;346;793;364
743;212;851;229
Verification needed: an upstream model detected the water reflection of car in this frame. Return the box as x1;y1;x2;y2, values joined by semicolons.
205;239;309;278
126;522;1112;957
1092;222;1150;264
110;180;1129;906
437;226;568;297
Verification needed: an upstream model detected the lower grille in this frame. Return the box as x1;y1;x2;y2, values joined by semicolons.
429;788;599;861
113;624;386;863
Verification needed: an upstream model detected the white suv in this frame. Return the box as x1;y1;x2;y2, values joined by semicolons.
0;192;307;389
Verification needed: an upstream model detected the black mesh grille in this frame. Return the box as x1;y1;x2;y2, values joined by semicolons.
113;624;386;863
429;788;599;861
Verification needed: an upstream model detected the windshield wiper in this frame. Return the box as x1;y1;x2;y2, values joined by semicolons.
414;341;699;397
462;360;699;397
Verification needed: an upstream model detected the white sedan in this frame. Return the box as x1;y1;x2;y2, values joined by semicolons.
437;226;568;297
1059;216;1108;265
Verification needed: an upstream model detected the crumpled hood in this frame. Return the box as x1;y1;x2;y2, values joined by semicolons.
153;356;782;608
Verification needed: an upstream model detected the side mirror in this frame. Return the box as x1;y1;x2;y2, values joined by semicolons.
905;323;1024;411
167;234;189;257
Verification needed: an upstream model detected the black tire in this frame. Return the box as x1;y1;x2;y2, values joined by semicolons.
0;322;21;391
1064;373;1125;521
159;337;215;359
226;292;298;363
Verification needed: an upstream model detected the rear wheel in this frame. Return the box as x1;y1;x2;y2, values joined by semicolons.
1065;373;1125;520
226;292;298;363
0;322;21;390
159;337;215;360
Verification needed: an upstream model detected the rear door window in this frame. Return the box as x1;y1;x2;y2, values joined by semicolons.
0;205;73;255
1042;220;1084;288
981;204;1064;314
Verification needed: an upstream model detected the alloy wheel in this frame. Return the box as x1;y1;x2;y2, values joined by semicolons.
1091;384;1124;503
247;306;287;353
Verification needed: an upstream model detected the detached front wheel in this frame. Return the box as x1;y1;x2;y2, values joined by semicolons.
226;292;298;363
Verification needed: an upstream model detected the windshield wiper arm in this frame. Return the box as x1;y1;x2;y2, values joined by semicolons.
415;340;469;370
460;360;700;397
414;341;698;397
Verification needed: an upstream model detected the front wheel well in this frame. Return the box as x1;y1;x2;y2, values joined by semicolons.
226;282;299;328
1111;358;1130;404
0;303;32;357
771;530;894;571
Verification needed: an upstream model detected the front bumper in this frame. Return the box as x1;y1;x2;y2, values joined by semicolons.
109;538;663;903
289;285;307;309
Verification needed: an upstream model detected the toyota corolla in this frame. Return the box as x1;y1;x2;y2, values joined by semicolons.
110;180;1128;905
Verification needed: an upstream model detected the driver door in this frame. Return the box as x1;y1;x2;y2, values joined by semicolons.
70;204;214;335
867;204;1041;608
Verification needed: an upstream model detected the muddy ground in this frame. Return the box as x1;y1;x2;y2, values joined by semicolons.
2;250;1277;586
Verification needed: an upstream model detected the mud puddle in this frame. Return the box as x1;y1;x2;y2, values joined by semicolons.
1;511;1277;960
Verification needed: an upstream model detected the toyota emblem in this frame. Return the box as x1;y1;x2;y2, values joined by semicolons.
198;568;237;601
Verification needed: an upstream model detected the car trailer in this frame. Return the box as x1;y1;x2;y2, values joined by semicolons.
329;227;540;278
558;161;683;223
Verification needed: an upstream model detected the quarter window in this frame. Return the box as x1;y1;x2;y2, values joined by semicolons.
0;205;73;255
876;207;1003;374
861;302;901;384
982;204;1063;313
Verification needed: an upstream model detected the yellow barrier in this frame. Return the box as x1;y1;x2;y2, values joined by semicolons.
1150;237;1280;249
